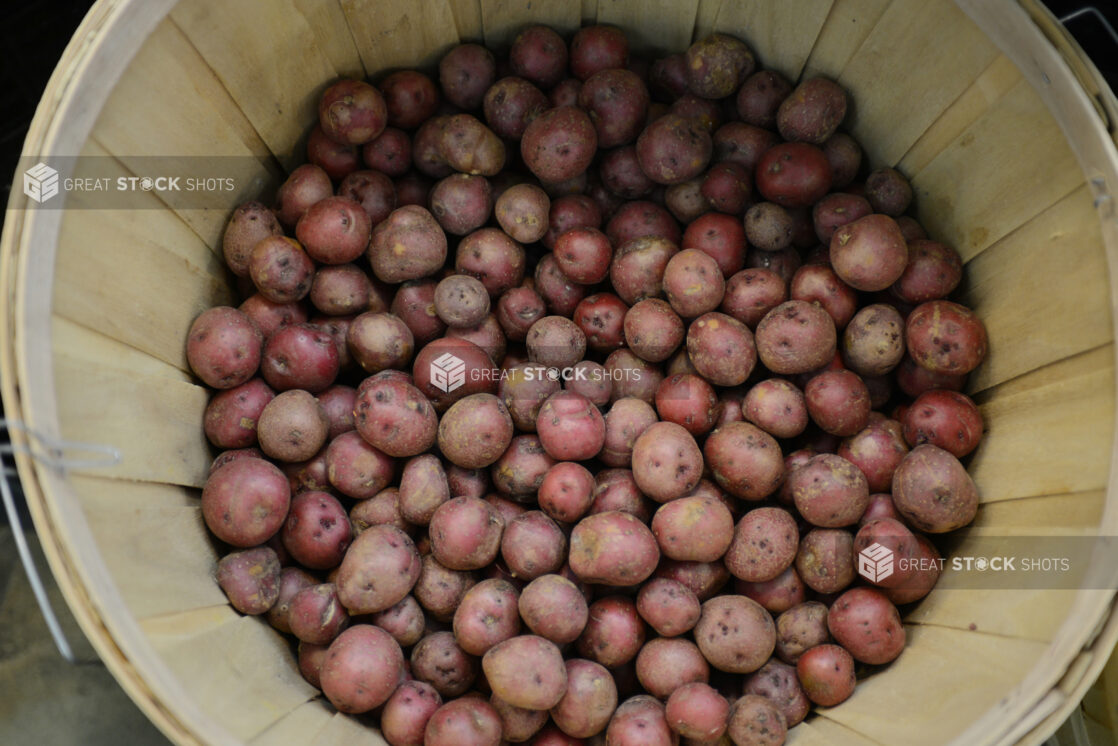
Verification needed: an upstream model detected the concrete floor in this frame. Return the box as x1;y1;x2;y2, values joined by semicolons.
0;525;169;746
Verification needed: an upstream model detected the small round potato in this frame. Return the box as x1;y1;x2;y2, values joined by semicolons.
483;635;568;710
694;595;775;674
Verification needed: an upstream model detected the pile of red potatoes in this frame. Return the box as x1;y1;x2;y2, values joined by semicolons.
186;21;988;746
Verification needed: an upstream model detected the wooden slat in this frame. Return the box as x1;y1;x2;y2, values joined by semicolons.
141;604;240;646
973;491;1105;530
969;350;1114;504
478;0;582;49
911;78;1084;262
837;0;999;167
250;702;335;746
54;207;234;372
311;713;389;745
447;0;486;42
341;0;460;72
54;357;212;487
52;316;193;382
800;0;891;79
90;20;281;249
898;55;1021;177
155;616;318;742
963;187;1111;391
171;0;339;170
791;717;885;746
292;0;367;78
711;0;834;82
73;476;225;619
581;0;599;26
905;589;1083;644
818;625;1048;745
596;0;700;55
692;0;724;42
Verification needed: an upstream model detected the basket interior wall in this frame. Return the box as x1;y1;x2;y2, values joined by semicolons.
35;0;1116;744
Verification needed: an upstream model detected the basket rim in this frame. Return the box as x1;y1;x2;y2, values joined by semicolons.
1;1;1117;745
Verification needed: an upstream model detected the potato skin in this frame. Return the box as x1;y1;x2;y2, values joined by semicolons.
354;376;437;458
892;239;963;304
202;458;290;547
755;142;832;208
569;510;659;586
795;528;856;594
215;546;281;615
635;637;710;699
828;587;906;664
632;422;704;502
694;595;775;674
187;307;263;390
536;390;606;462
319;624;403;714
663;249;726;319
685;33;755;99
830;213;908;292
665;681;729;742
905;300;988;375
838;417;910;493
381;680;442;746
721;268;788;329
636;578;701;638
281;490;352;570
725;507;799;583
903;389;984;458
804;369;871;438
843;303;906;377
318;79;387;145
521;106;598;183
777;77;848;144
453;578;521;656
429;496;505;570
775;601;831;664
651;495;734;563
636;113;713;185
438;393;515;469
411;631;477;697
742;378;807;439
550;659;618;738
605;695;676;746
687;312;757;387
892;444;979;532
577;595;646;667
483;635;568;710
518;574;589;644
368;205;447;284
502;510;568;580
424;698;503;746
755;300;837;375
222;201;283;277
703;422;784;501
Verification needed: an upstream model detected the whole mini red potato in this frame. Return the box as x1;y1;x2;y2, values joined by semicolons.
368;205;448;284
703;422;784;501
354;375;437;458
522;106;598;184
281;490;352;570
631;421;704;502
577;595;646;668
570;24;630;80
790;264;858;330
536;390;606;462
510;25;569;89
335;525;420;614
695;595;775;674
413;555;475;621
222;201;283;277
742;378;808;439
724;507;799;583
555;227;613;285
755;300;837;375
805;369;871;437
187;307;263;390
796;644;856;707
682;212;747;277
362;128;412;177
665;681;729;742
830;213;909;292
892;444;979;533
636;578;702;638
429;496;505;570
437;393;515;469
371;595;425;647
892;239;963;304
685;33;755;99
381;680;442;746
424;698;503;746
686;311;757;387
492;434;555;496
457;227;528;297
202;458;290;547
828;587;906;665
843;303;906;377
787;453;869;528
654;373;719;436
721;268;788;328
838;416;910;493
579;68;650;148
276;164;333;229
339;168;397;227
203;378;274;449
502;510;567;580
903;389;984;457
636;113;713;185
492;695;548;743
538;461;596;522
295;195;371;265
775;601;831;664
518;574;589;644
906;299;989;375
483;635;568;710
756;142;832;208
215;546;281;615
452;578;521;656
663;249;726;319
318;79;387;145
795;528;856;594
635;637;710;699
551;659;618;739
777;77;848;144
288;583;349;645
484;77;549;141
742;659;810;727
569;510;660;586
853;517;921;590
319;624;403;714
411;630;477;697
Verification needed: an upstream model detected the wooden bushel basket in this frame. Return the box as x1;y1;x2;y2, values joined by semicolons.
2;0;1117;744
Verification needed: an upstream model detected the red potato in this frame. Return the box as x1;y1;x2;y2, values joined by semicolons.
483;77;549;141
896;354;968;398
353;375;437;459
440;43;496;111
398;454;449;526
429;173;493;236
351;488;410;536
413;555;476;621
605;348;663;404
319;625;403;714
571;25;630;81
371;595;426;647
843;303;906;377
256;389;328;462
335;525;421;614
865;166;914;216
309;264;371;317
433;274;490;330
551;659;618;739
892;239;963;304
318;79;387;145
685;33;755;99
655;373;719;437
853;517;920;590
790;264;858;330
714;122;779;174
822;133;862;189
829;214;909;292
324;429;394;500
438;114;506;176
804;369;871;437
437;393;514;469
261;323;340;393
838;417;910;493
381;680;443;746
892;444;979;533
527;315;587;369
609;236;679;307
284;450;331;495
775;601;831;664
492;695;548;743
788;453;869;528
721;268;788;329
737;564;807;615
379;69;438;129
429;496;505;570
650;53;689;101
390;280;446;345
631;421;704;502
703;422;784;501
828;587;906;665
215;546;281;615
655;559;732;602
606;696;676;746
521;106;598;183
651;495;734;563
725;507;799;583
636;113;713;185
777;77;848;144
295;196;371;265
637;578;702;638
755;142;832;208
565;360;612;407
497;286;548;343
742;379;808;439
538;461;596;522
555;227;613;285
666;682;729;742
682;212;746;277
903;389;984;457
607;199;682;245
686;312;756;387
635;637;710;699
754;300;837;375
813;192;873;245
222;201;283;277
238;294;307;340
413;116;454;178
413;337;498;412
203;378;274;449
742;659;810;728
737;70;793;128
187;307;263;390
536;390;606;462
701;161;751;215
411;631;478;697
495;183;550;244
694;595;775;674
202;458;290;547
592;468;654;521
580;68;650;148
276;164;333;229
886;533;942;605
266;566;317;633
424;698;502;746
745;202;794;252
536;253;589;317
499;362;562;432
624;299;684;363
663;249;726;319
795;528;856;594
483;635;568;710
519;574;590;644
544;194;603;250
348;312;414;375
288;583;349;645
569;511;660;586
502;511;567;580
860;492;902;526
510;25;569;89
368;205;447;284
281;490;352;570
361;128;412;177
453;578;521;656
905;300;989;375
492;434;556;497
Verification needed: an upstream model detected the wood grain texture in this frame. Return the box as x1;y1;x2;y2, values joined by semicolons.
801;0;891;79
962;186;1111;392
711;0;834;82
837;0;999;167
479;0;582;48
912;78;1083;262
52;316;194;382
595;0;699;54
691;0;723;41
447;0;485;41
249;703;336;746
342;0;461;70
293;0;367;78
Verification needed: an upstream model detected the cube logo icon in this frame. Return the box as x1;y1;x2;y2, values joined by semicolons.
857;542;894;583
23;162;59;203
430;353;466;393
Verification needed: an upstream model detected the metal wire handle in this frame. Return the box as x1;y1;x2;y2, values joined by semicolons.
0;419;121;663
1059;6;1118;49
